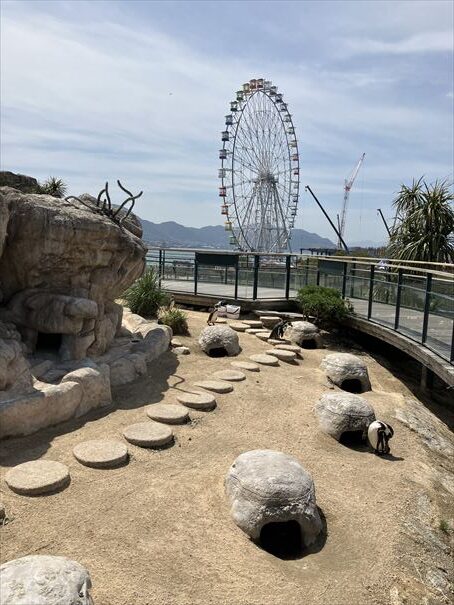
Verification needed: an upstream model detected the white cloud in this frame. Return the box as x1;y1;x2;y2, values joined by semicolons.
340;31;453;56
1;1;452;243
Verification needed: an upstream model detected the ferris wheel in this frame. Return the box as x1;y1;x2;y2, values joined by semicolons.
219;78;300;253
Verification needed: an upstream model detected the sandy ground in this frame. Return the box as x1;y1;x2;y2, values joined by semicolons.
0;310;452;605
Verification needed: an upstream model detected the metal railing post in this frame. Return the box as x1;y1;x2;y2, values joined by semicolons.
394;268;403;330
194;257;198;295
421;273;432;344
252;255;259;300
367;264;375;319
162;250;166;280
350;262;355;298
234;257;239;299
285;255;291;299
341;262;347;299
158;249;162;286
450;321;454;363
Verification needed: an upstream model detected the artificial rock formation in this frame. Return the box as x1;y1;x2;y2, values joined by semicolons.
0;555;93;605
225;450;322;547
320;352;371;392
314;392;376;441
0;186;146;360
286;321;322;348
198;325;240;357
0;180;172;439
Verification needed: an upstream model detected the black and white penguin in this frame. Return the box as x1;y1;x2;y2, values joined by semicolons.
368;420;394;455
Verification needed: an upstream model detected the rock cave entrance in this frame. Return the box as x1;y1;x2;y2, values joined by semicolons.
340;379;363;393
259;520;303;559
207;347;228;358
35;332;62;354
339;430;365;449
300;339;317;349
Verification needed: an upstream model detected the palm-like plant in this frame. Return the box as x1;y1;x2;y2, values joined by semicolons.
38;176;67;198
387;178;454;263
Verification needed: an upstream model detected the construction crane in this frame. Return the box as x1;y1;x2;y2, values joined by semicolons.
337;153;366;249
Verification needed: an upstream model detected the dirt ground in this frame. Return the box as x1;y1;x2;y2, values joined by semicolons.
0;310;452;605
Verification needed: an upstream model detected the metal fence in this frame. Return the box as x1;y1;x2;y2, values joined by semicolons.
146;248;454;364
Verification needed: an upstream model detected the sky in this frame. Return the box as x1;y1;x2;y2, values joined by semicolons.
1;0;453;246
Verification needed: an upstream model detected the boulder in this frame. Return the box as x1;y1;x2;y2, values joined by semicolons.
314;392;375;441
0;323;33;396
286;321;322;348
0;171;39;193
0;186;146;359
225;450;322;547
0;555;93;604
61;364;111;415
198;325;240;357
320;353;371;392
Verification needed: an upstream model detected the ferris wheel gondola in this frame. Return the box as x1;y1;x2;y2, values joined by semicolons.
218;78;300;252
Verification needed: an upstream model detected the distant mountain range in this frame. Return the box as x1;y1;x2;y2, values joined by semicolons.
139;219;336;250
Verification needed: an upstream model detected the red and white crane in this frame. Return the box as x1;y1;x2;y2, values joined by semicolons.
337;153;366;249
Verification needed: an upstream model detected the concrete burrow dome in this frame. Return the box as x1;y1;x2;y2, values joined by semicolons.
285;321;322;349
225;450;322;549
314;392;376;441
0;555;93;605
320;353;371;392
198;325;240;357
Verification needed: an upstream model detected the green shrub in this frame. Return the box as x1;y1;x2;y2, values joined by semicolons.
123;268;170;318
158;305;189;335
296;285;353;326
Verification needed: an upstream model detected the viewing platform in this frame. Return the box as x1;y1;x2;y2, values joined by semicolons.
146;248;454;387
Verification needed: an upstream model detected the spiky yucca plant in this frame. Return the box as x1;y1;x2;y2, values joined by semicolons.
38;176;68;198
123;268;170;318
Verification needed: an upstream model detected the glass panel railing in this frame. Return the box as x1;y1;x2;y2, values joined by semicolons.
425;292;453;359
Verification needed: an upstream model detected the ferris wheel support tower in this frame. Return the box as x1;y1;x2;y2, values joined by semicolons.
337;153;366;250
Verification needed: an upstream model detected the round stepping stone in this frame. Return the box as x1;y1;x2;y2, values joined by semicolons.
230;322;247;332
176;391;216;410
122;421;173;448
260;315;281;328
174;346;190;355
245;328;262;334
5;460;70;496
73;440;128;468
212;369;246;382
249;353;279;366
231;360;260;372
146;403;189;424
171;338;183;347
242;320;263;328
256;332;271;341
274;343;303;354
266;348;297;362
216;317;227;324
193;380;233;393
267;338;290;345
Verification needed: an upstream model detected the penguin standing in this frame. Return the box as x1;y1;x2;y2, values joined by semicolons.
368;421;394;455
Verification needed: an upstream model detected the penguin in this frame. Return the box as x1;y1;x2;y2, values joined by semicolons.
368;420;394;455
